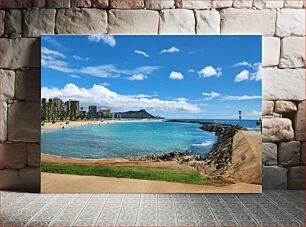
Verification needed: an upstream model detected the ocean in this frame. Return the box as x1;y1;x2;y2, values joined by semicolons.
41;120;259;159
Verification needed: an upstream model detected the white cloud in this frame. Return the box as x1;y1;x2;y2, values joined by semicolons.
188;69;195;73
128;74;147;81
73;55;89;61
101;82;110;87
69;75;80;79
42;47;65;58
249;64;262;81
160;46;180;54
247;110;262;118
234;70;250;82
41;47;72;73
198;66;222;78
222;95;261;100
41;83;201;113
202;91;221;100
169;71;184;80
176;97;188;102
88;35;116;47
134;50;150;58
233;61;261;71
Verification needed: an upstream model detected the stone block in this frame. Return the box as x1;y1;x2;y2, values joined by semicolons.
262;101;274;116
280;37;305;68
159;9;195;34
71;0;91;7
275;101;297;113
15;68;41;101
145;0;175;9
253;0;284;8
262;37;280;66
110;0;144;8
195;10;220;34
212;0;232;8
232;0;253;8
4;9;22;34
23;9;56;37
0;167;40;192
8;102;40;142
0;142;27;169
32;0;46;8
263;166;287;189
288;166;304;189
0;69;15;102
263;143;277;166
46;0;70;8
0;38;40;69
220;9;276;36
175;0;212;9
56;8;107;34
262;68;305;101
0;10;4;35
278;141;301;167
0;0;32;9
91;0;109;8
262;118;294;142
284;0;304;8
301;142;305;165
276;9;305;37
109;10;159;34
294;101;305;141
27;143;40;167
0;102;7;142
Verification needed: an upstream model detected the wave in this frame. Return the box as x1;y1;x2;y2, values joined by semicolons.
192;140;213;147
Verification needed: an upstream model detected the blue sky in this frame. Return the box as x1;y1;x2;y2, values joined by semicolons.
42;35;262;119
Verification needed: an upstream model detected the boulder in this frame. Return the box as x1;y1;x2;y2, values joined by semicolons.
262;166;287;189
0;102;7;142
15;68;41;101
175;0;212;9
56;8;107;34
159;9;195;34
274;101;297;113
195;10;220;34
262;37;280;66
288;166;304;189
278;141;301;167
27;143;40;167
23;9;56;37
262;143;277;166
109;10;159;34
262;101;274;116
145;0;175;9
0;69;15;102
262;118;294;142
276;9;305;37
279;37;305;68
294;101;305;141
109;0;144;8
4;9;22;35
0;142;27;169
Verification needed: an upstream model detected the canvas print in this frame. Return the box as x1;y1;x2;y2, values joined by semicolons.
41;35;262;193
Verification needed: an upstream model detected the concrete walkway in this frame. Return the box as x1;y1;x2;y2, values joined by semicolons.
2;190;304;226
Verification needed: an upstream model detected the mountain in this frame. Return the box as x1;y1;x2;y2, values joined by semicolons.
114;109;157;119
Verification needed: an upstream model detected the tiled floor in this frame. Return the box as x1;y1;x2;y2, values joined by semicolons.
1;190;304;226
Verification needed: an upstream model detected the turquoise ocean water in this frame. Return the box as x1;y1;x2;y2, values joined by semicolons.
41;120;259;159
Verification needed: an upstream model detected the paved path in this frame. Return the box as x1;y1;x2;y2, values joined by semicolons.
2;190;304;226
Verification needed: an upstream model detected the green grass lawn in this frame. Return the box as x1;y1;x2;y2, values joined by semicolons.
41;162;212;185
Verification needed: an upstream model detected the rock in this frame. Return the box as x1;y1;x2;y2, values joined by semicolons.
46;0;70;8
276;9;305;37
284;0;304;8
23;9;56;37
262;101;274;116
0;142;27;169
294;101;305;141
56;8;107;34
232;0;253;8
288;166;304;189
145;0;175;9
109;10;159;34
15;68;41;101
8;102;40;142
263;166;287;189
253;0;284;8
0;102;7;142
0;38;40;69
27;143;40;167
274;101;297;113
0;167;40;192
195;10;220;34
220;9;276;36
278;141;301;167
212;0;233;8
262;68;305;101
159;9;195;34
0;11;4;35
262;143;277;166
0;69;15;102
4;10;22;35
262;118;294;142
262;37;280;66
32;0;46;8
71;0;91;7
300;142;305;165
110;0;144;8
91;0;108;8
279;37;305;68
175;0;212;9
0;0;32;8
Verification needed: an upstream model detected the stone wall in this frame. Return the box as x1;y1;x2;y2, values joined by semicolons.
0;0;305;192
